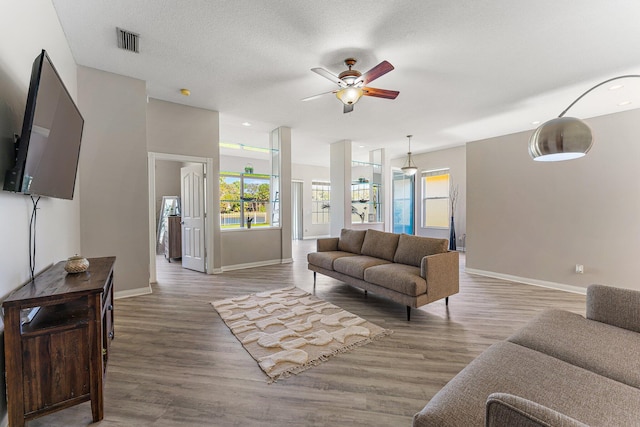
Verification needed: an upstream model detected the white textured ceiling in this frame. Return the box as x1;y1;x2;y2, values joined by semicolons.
52;0;640;166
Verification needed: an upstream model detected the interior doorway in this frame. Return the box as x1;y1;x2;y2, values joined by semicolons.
147;152;215;283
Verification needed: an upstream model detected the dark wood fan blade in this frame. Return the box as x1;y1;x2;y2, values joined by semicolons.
355;61;394;85
311;68;347;87
362;87;400;99
301;90;337;102
343;103;354;114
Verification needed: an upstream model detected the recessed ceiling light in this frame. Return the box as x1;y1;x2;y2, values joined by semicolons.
358;145;365;148
180;88;190;96
531;121;541;125
618;101;632;106
609;84;624;91
242;122;252;127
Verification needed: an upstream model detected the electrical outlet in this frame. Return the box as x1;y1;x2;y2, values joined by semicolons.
575;264;584;274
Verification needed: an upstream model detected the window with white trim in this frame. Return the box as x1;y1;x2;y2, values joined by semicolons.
311;181;330;224
422;170;450;228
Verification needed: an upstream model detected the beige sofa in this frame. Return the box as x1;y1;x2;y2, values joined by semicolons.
413;284;640;426
307;229;459;320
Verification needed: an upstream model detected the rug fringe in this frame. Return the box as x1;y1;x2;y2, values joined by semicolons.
268;329;394;384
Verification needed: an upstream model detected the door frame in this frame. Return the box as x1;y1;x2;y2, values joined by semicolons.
148;152;215;283
291;179;304;240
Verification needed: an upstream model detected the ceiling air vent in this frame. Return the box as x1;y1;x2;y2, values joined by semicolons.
116;27;140;53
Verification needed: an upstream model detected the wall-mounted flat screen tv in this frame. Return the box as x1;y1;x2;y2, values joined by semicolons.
3;50;84;200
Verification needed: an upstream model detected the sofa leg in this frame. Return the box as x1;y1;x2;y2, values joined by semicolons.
406;306;411;321
445;296;449;306
364;290;368;298
313;272;316;289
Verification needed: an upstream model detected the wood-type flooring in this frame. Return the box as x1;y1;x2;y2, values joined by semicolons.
29;240;585;426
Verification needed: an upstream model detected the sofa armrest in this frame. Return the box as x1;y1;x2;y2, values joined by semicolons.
586;284;640;333
486;393;588;427
317;237;339;252
420;251;459;300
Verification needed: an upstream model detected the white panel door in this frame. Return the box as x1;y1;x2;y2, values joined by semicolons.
181;164;206;272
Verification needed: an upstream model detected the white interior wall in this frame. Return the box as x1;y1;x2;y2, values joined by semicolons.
467;108;640;292
0;0;81;299
0;2;82;421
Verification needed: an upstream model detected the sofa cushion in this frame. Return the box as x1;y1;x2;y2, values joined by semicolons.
394;234;448;267
333;256;391;280
507;309;640;389
360;229;400;262
337;229;367;254
364;264;426;296
307;251;358;271
413;341;640;427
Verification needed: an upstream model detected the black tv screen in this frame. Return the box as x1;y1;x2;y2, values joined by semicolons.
3;50;84;200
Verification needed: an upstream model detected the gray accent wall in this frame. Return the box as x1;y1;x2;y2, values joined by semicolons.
467;108;640;292
154;160;182;217
78;66;150;294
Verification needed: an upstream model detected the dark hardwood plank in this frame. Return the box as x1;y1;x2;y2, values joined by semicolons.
28;241;584;426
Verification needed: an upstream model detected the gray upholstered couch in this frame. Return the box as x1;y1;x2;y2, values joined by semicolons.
413;284;640;426
307;229;459;320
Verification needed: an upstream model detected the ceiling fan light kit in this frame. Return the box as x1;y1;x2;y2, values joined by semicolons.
529;74;640;161
401;135;418;176
336;87;363;105
305;58;399;113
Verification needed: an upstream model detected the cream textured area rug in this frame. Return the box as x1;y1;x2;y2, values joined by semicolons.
212;286;392;382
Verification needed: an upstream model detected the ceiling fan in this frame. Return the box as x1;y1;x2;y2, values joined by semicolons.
303;58;399;113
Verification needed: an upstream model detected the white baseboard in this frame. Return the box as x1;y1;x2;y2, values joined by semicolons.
303;234;330;240
281;258;293;264
114;285;153;300
221;259;283;272
465;268;587;295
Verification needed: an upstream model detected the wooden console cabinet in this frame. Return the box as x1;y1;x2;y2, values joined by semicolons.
2;256;115;427
164;215;182;261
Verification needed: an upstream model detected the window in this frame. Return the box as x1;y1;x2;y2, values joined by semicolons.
422;170;450;228
311;181;330;224
220;172;271;228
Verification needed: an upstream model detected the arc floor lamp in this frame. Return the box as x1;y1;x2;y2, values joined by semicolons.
529;75;640;161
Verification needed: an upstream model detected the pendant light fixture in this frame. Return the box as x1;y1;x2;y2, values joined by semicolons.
529;75;640;161
401;134;418;176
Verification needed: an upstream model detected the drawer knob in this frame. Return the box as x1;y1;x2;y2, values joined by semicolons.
108;332;114;339
108;304;113;311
